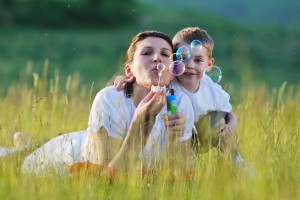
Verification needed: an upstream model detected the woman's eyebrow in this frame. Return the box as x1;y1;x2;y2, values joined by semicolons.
162;48;172;52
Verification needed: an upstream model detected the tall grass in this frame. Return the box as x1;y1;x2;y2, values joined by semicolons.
0;64;299;200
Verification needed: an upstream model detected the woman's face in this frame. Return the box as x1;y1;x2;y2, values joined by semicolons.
126;37;173;89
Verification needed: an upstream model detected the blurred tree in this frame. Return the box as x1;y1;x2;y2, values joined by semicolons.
2;0;13;6
1;0;140;27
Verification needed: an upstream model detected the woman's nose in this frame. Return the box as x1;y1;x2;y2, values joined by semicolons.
153;54;162;63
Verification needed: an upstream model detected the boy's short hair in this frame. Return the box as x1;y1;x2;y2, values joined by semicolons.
172;27;214;58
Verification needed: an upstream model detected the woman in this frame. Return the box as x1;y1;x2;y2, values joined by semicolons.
22;31;194;179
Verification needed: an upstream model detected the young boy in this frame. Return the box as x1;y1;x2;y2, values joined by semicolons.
114;27;244;166
171;27;242;163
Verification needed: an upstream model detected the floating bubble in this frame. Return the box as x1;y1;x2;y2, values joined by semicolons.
169;61;185;76
175;46;190;61
191;40;203;53
204;66;222;83
157;63;166;71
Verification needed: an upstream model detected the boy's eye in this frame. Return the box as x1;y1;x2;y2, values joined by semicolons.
194;58;202;63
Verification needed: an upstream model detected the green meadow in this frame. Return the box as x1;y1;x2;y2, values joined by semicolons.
0;65;299;199
1;0;300;199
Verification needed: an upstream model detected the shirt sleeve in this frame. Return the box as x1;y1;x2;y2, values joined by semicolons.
87;88;127;140
216;88;232;112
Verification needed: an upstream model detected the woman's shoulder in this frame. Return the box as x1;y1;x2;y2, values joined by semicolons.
94;85;126;102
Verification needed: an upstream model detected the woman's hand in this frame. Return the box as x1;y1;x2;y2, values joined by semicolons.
136;89;166;119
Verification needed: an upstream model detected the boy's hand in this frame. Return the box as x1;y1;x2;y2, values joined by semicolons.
114;75;135;91
213;120;234;146
163;112;186;140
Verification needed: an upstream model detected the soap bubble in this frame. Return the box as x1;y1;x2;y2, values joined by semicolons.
204;66;222;83
169;61;185;76
175;46;191;61
190;40;203;53
157;63;166;71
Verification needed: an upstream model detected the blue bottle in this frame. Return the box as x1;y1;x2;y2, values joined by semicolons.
166;89;176;115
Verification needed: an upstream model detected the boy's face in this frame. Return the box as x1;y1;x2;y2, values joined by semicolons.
177;42;214;90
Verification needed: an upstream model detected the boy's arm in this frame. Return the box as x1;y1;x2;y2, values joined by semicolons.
225;111;237;134
114;75;135;91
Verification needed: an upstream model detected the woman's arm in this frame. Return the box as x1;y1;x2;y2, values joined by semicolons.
107;90;166;176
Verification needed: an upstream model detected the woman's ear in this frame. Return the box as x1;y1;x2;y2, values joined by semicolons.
125;65;133;77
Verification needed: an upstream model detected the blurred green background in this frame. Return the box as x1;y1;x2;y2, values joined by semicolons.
0;0;299;95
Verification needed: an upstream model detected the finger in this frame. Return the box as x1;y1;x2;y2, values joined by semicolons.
141;89;156;104
126;76;135;83
114;76;122;86
168;124;185;132
167;112;183;121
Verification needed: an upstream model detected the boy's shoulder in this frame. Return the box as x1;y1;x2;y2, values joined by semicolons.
201;75;224;92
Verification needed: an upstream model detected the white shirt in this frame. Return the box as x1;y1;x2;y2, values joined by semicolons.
171;75;232;123
81;85;194;165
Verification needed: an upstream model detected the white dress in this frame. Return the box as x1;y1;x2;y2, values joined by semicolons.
21;86;194;175
21;130;87;175
0;147;14;158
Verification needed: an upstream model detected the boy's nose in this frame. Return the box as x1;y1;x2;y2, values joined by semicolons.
184;60;194;69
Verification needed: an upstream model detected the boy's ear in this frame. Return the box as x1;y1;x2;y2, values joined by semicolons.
208;58;214;67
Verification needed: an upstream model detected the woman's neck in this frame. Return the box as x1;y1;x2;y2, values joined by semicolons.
131;84;151;107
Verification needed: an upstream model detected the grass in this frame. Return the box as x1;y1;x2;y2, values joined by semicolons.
0;64;299;199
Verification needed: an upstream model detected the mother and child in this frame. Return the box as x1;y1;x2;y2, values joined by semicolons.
19;27;245;180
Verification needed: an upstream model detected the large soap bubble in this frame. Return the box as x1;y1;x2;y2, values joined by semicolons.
169;61;185;76
190;40;203;54
175;46;191;61
204;65;222;83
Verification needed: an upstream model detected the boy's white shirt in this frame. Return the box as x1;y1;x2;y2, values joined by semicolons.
171;75;232;123
82;85;194;165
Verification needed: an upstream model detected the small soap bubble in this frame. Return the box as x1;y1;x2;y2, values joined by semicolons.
176;46;191;61
190;40;203;53
204;66;222;83
45;33;48;37
67;5;71;8
169;61;185;76
157;63;166;71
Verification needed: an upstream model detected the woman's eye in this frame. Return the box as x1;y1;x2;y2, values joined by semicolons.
162;53;170;57
142;51;151;55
